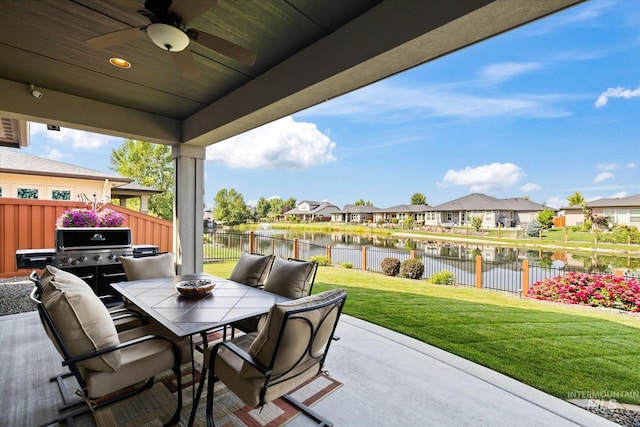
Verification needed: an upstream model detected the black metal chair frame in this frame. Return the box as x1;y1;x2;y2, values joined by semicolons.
190;290;347;427
30;282;184;427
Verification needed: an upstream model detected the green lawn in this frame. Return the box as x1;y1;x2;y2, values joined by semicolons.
204;261;640;404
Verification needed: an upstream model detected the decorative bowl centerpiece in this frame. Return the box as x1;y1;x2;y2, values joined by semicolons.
176;279;214;297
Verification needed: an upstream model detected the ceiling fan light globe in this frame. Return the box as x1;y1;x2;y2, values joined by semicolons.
147;23;189;52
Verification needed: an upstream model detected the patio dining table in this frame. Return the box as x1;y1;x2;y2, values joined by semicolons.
110;273;290;338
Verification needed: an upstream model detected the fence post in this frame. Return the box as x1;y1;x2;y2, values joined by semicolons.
271;240;275;255
594;231;598;244
249;231;255;253
614;269;623;278
410;250;415;259
564;228;568;242
293;238;299;259
475;255;482;288
326;244;332;265
362;246;367;271
521;259;529;296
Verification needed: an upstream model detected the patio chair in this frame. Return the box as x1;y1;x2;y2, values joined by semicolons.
228;252;274;287
230;257;318;336
30;267;192;426
31;267;146;332
119;251;177;280
190;288;347;427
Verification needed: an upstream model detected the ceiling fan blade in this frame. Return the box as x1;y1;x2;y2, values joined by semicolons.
172;49;201;79
190;30;256;66
86;27;146;49
106;0;145;14
169;0;218;25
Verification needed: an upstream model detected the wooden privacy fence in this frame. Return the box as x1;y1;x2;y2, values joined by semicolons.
0;198;172;277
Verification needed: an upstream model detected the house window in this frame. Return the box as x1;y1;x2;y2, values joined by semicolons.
631;210;640;223
0;187;2;197
52;190;71;200
17;188;38;199
446;212;452;221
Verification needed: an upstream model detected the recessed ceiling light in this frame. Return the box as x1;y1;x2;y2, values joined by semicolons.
109;57;131;69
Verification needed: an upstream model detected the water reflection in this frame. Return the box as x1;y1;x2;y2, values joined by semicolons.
252;229;640;272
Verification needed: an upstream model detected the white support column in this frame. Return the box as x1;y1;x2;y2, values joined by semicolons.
172;144;205;275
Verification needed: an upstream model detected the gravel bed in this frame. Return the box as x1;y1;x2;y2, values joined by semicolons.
1;276;638;426
0;276;36;316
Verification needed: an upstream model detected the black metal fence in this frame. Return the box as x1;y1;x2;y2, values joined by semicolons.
204;230;638;294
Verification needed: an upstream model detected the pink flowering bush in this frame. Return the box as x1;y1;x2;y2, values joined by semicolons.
527;271;640;312
97;209;125;227
56;208;125;228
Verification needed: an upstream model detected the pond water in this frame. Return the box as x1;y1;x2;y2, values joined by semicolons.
251;228;640;272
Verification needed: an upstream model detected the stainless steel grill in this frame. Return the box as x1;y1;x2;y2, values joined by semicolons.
16;227;159;295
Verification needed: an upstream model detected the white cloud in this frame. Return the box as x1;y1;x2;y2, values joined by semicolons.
480;62;542;83
595;85;640;107
439;163;525;193
627;163;636;169
594;172;614;183
546;197;565;209
30;122;119;149
609;191;628;198
299;81;572;121
520;182;541;192
43;147;66;161
597;163;617;171
206;117;336;169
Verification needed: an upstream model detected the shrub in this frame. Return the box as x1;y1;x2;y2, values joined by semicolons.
310;255;330;266
381;257;401;276
526;219;542;237
340;262;353;269
399;258;424;280
471;215;483;231
527;272;640;312
431;270;456;285
599;225;640;244
536;209;555;230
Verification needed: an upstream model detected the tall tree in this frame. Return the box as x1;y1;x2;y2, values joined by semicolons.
283;197;297;212
410;193;427;205
567;191;586;206
110;139;173;220
354;199;373;206
255;197;271;219
213;188;247;225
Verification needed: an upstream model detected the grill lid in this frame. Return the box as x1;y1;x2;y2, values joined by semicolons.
56;227;132;251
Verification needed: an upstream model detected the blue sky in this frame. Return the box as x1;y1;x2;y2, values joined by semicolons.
23;0;640;210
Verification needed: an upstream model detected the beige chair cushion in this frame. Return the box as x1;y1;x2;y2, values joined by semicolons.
81;322;193;398
40;266;121;372
120;252;176;280
263;258;316;299
228;252;274;286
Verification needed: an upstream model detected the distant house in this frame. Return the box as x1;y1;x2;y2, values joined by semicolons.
374;204;431;224
284;200;339;222
332;204;381;223
559;194;640;227
0;149;161;213
426;193;547;228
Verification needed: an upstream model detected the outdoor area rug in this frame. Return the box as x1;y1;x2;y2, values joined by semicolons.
92;333;342;426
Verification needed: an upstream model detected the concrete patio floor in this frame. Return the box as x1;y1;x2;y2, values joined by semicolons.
0;311;617;426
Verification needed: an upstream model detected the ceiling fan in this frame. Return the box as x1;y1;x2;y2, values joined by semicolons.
85;0;256;79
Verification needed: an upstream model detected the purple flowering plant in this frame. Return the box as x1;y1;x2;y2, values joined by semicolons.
97;209;125;227
527;271;640;312
56;208;125;228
